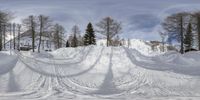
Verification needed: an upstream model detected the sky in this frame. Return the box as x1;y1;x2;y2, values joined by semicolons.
1;0;200;41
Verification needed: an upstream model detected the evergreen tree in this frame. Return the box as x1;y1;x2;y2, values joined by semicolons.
83;31;89;46
84;22;96;46
66;40;70;47
184;23;193;50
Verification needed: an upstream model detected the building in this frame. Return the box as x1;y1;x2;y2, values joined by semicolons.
5;30;55;51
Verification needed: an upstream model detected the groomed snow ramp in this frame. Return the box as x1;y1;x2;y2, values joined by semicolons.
0;46;200;100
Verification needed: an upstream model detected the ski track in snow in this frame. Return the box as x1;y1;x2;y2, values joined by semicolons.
0;46;200;100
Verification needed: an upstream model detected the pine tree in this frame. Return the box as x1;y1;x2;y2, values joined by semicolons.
83;32;89;46
66;40;69;47
184;23;193;51
84;22;96;46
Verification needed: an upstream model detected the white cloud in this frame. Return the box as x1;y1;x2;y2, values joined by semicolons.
1;0;200;40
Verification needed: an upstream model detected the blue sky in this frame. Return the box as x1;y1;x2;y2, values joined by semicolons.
1;0;200;40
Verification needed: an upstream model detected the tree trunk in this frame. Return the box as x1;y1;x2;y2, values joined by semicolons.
13;23;16;50
106;18;110;47
197;16;200;50
73;34;76;47
38;17;43;53
10;24;12;50
3;24;6;50
32;29;35;52
0;24;2;51
17;25;21;51
31;19;35;52
55;29;60;49
162;39;165;52
180;16;184;54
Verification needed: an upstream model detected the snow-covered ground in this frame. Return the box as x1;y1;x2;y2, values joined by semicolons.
0;46;200;100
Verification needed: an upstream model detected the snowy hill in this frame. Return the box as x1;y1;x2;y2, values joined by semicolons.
97;39;176;55
0;46;200;100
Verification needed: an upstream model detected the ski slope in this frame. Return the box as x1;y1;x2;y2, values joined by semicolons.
0;46;200;100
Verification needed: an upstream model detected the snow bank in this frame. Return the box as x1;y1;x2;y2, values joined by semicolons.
96;39;167;56
0;53;18;75
0;46;200;100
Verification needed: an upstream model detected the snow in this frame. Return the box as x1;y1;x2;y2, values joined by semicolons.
96;39;170;56
125;39;153;55
0;53;18;75
0;46;200;100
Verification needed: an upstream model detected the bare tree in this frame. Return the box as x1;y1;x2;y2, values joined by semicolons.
3;24;6;49
71;25;80;47
96;17;122;46
193;12;200;50
0;10;12;51
53;24;65;49
13;23;16;49
0;24;2;51
17;24;21;50
162;12;189;54
9;23;12;50
159;31;168;52
23;15;37;52
38;15;52;53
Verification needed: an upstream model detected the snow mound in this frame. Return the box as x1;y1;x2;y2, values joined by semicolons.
97;39;170;56
0;53;18;75
0;46;200;100
125;39;153;55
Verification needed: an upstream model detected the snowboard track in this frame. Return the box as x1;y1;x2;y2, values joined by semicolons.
1;46;200;99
